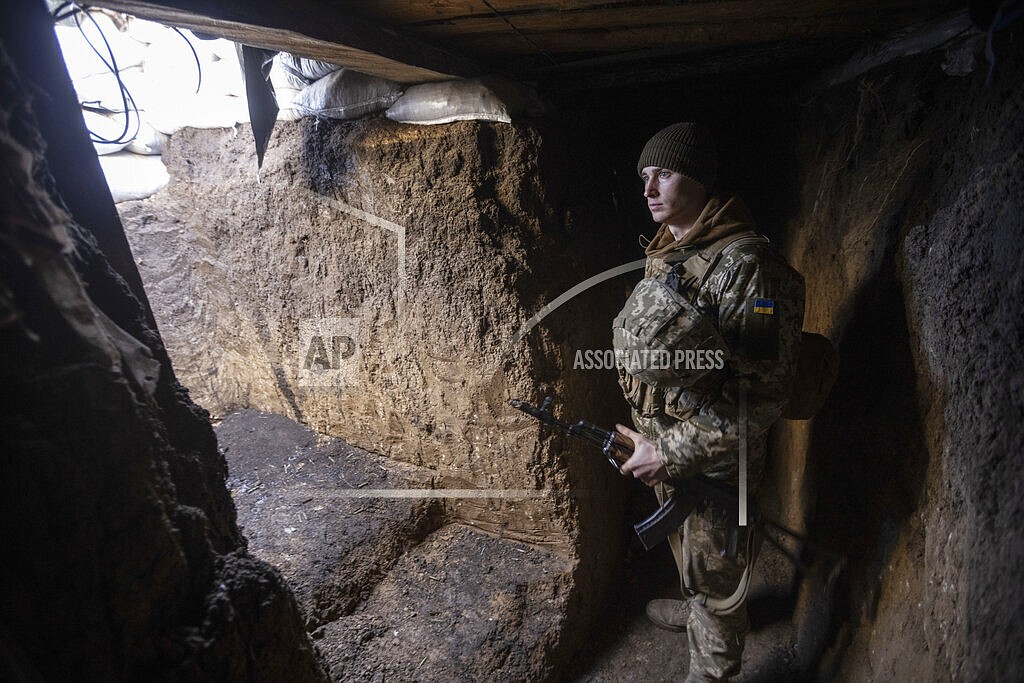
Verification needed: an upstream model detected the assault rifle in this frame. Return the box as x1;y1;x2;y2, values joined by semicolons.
508;395;837;577
509;395;748;555
511;395;846;636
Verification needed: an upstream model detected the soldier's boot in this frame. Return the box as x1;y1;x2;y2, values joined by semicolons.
645;598;689;632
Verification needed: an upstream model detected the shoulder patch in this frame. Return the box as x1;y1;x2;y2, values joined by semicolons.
753;298;775;315
741;296;780;360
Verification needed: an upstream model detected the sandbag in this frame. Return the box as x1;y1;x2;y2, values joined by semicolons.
135;23;243;97
269;56;304;120
82;109;133;155
98;152;169;203
385;76;539;125
143;93;249;134
125;121;169;155
55;15;144;82
277;53;342;88
293;68;403;119
70;65;144;111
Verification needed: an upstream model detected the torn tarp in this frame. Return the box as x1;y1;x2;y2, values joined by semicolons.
238;44;278;168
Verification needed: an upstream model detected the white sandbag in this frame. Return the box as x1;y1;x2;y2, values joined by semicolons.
58;15;255;135
275;90;305;121
125;121;169;155
98;152;169;203
122;17;178;48
128;20;235;67
385;77;542;125
276;108;303;122
143;93;249;134
197;55;246;98
82;109;134;155
293;69;403;119
274;84;303;108
70;65;145;111
277;53;342;88
268;57;304;119
140;32;244;99
55;14;144;81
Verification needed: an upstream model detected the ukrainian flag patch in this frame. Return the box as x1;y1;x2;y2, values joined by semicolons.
753;298;775;315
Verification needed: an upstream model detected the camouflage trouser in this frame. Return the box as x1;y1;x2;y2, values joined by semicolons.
634;409;765;679
636;409;758;682
656;483;753;682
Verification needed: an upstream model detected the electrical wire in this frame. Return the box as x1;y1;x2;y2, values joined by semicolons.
50;4;206;142
52;2;140;145
172;26;202;94
75;8;139;144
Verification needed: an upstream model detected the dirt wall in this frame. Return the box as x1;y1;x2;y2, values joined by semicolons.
119;115;631;678
775;30;1024;680
0;15;326;681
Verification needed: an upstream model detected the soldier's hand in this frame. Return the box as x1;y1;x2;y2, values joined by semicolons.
615;424;669;486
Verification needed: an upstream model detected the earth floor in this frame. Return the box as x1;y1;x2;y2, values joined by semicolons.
217;409;816;682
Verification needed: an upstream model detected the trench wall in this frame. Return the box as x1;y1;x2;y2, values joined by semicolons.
773;29;1024;680
112;20;1024;679
0;5;326;680
119;115;631;675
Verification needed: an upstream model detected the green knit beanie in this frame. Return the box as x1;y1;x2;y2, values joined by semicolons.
636;122;717;188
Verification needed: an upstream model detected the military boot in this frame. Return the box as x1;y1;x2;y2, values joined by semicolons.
645;598;689;632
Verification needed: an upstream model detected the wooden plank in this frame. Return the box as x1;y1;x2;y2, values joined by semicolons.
342;0;643;26
431;6;955;56
537;38;843;90
407;0;957;56
411;0;956;34
86;0;482;82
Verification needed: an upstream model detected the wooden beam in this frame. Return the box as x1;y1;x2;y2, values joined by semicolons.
401;0;959;31
347;0;628;26
402;0;961;55
85;0;483;83
536;38;843;90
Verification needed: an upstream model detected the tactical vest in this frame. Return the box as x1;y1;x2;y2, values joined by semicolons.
615;231;837;422
614;231;763;420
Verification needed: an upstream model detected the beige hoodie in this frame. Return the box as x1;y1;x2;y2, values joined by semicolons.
644;194;756;257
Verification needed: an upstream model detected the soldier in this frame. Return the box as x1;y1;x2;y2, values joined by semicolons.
612;122;805;681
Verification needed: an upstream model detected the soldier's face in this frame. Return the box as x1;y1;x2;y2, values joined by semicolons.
640;167;706;228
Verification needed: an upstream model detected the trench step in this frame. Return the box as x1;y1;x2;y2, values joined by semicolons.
314;523;572;682
218;409;445;629
217;409;574;683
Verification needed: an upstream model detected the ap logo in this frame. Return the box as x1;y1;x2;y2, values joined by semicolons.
298;317;360;388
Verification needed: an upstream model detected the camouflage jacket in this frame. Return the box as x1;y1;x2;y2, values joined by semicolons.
619;195;805;486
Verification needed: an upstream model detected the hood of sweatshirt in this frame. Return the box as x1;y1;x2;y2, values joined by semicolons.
644;195;756;258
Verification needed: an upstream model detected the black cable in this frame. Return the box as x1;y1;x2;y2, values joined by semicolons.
53;2;140;145
172;27;202;94
75;6;139;144
52;2;80;23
